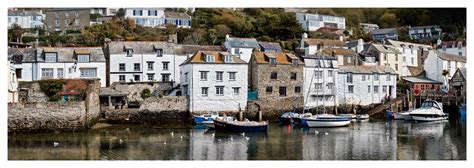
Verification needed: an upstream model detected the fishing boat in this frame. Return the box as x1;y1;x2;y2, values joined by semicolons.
193;111;219;125
292;113;313;125
279;112;299;125
409;100;448;122
303;114;351;127
214;118;268;132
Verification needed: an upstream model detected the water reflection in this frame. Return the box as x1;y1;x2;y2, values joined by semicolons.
8;121;466;160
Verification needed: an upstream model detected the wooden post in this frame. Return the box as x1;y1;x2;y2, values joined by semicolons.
258;110;262;122
108;96;113;110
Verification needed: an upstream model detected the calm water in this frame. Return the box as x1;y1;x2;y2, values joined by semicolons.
8;120;466;160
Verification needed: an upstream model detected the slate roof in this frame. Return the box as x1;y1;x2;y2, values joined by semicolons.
437;52;466;62
179;45;224;55
164;12;191;19
387;39;433;50
182;51;247;65
108;41;180;55
338;65;397;74
224;37;260;49
406;66;424;77
402;76;442;84
8;10;43;16
372;28;397;35
371;44;402;54
258;42;282;52
254;52;303;65
38;47;106;62
8;48;37;63
303;38;346;47
409;25;440;29
322;48;357;56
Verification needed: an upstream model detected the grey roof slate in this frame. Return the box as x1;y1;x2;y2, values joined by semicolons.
224;37;260;49
38;47;106;62
437;52;466;62
108;41;180;55
372;28;397;35
387;39;433;50
338;65;397;74
8;10;43;17
8;48;37;63
258;42;282;52
402;76;442;84
164;12;191;19
371;44;402;54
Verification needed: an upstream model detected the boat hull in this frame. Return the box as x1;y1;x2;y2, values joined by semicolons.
194;116;214;124
304;118;351;127
214;120;268;132
411;115;448;122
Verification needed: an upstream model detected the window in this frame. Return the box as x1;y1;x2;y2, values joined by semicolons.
133;10;142;16
229;72;236;81
42;68;54;78
266;86;273;93
184;73;188;82
55;19;60;27
77;54;89;62
374;73;379;81
269;58;277;65
346;73;353;83
45;53;57;62
15;69;22;79
126;49;133;57
346;56;352;64
411;58;414;65
327;83;334;91
182;85;188;96
65;19;70;26
74;11;78;17
270;72;278;79
134;75;140;81
279;87;287;96
134;63;140;71
162;62;169;70
368;75;371;80
147;74;154;81
295;86;301;93
156;49;163;57
315;83;322;91
362;75;366;81
80;68;97;77
383;86;387;93
225;55;233;63
233;87;240;95
200;71;208;81
384;53;387;60
374;86;379;93
292;59;299;66
201;87;208;96
315;71;323;79
348;86;354;93
205;54;215;62
459;52;462;56
368;86;371;93
119;75;125;82
448;61;451;68
216;71;223;81
75;19;80;26
395;54;398;61
119;63;126;71
395;64;398;71
57;68;63;78
290;72;297;80
161;74;170;82
216;86;224;96
403;56;406;62
386;74;391;81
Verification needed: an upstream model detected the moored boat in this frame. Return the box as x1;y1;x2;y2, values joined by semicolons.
193;111;219;125
303;114;351;127
409;100;448;122
292;113;313;125
393;111;412;120
214;119;268;132
279;112;299;125
337;114;356;120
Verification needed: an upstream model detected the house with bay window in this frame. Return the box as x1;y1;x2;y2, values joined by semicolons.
124;8;191;28
180;51;248;113
295;12;345;32
302;55;339;108
8;47;107;87
336;66;397;106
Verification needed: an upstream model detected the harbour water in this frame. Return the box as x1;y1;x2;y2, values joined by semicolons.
8;120;466;160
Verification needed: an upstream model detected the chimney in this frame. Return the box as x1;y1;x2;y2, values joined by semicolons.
225;34;230;41
302;33;308;39
339;35;344;42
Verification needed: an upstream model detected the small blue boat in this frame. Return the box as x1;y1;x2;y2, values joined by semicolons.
214;119;268;132
193;111;219;125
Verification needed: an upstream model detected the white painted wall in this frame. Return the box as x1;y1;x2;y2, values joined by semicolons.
229;47;253;63
180;63;248;113
125;8;165;27
11;63;34;81
438;47;466;57
424;52;465;84
109;53;187;86
8;62;19;103
8;15;43;29
36;62;107;87
337;72;397;106
302;58;339;108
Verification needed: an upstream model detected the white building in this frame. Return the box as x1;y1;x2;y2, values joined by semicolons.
437;40;466;57
295;12;345;31
337;66;397;106
409;25;442;40
346;39;365;53
8;61;19;103
8;10;44;29
106;41;223;86
359;23;379;33
302;55;339;108
300;33;347;56
424;52;466;85
124;8;191;28
8;47;107;87
180;51;248;113
223;35;260;63
387;40;433;76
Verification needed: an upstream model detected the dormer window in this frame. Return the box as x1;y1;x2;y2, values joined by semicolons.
45;52;57;63
205;54;215;62
224;55;233;63
77;54;90;62
269;58;277;65
292;59;299;66
12;55;23;64
155;48;163;57
126;49;133;57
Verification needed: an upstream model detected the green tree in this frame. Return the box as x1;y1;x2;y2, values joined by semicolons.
378;12;398;28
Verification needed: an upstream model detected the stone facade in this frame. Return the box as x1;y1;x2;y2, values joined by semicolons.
110;81;173;104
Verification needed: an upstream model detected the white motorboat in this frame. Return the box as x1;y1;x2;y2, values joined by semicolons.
292;113;313;125
409;100;448;122
393;111;412;120
303;114;351;127
356;114;370;120
337;114;356;120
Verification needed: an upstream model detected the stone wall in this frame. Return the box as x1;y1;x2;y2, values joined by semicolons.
245;96;304;121
8;79;101;133
105;96;190;126
110;82;174;104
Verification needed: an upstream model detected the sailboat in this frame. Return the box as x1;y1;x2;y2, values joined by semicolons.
302;52;350;128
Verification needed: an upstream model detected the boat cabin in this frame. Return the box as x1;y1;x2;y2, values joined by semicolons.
420;100;442;110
